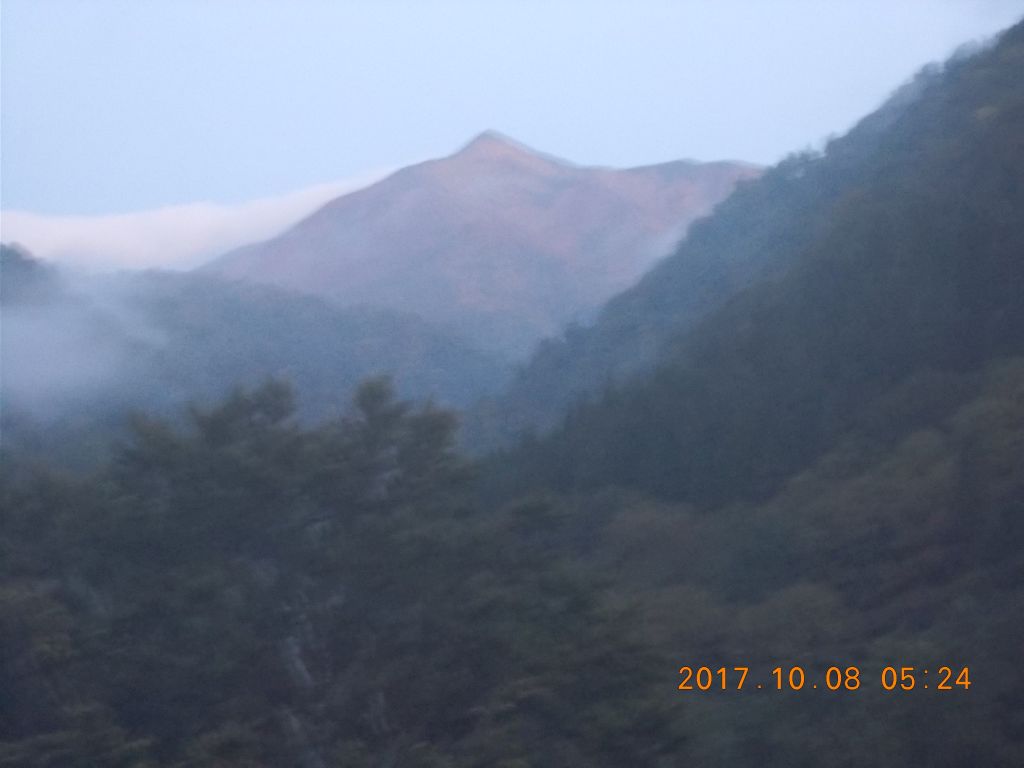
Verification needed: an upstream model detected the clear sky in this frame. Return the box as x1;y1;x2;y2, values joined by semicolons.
3;0;1023;218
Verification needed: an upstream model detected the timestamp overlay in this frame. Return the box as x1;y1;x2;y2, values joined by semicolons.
676;665;971;692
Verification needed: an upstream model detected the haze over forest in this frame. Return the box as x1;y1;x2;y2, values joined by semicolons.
2;4;1024;767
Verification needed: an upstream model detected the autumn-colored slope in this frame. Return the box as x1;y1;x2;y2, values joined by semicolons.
205;132;758;356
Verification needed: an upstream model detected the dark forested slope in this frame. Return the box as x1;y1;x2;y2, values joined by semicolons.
468;35;1018;452
488;22;1024;506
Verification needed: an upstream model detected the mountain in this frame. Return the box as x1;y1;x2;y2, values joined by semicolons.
465;73;963;450
0;246;508;465
484;22;1024;506
203;131;759;357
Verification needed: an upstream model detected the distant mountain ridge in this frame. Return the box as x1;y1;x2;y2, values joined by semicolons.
203;131;759;356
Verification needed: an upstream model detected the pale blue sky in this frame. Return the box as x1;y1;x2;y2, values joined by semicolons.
3;0;1023;215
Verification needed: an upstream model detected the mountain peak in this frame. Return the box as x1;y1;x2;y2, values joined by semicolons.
454;130;549;164
207;131;758;357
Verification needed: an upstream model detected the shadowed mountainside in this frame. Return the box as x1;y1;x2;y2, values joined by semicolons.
0;246;508;466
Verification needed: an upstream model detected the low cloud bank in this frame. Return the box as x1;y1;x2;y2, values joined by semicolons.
1;172;387;271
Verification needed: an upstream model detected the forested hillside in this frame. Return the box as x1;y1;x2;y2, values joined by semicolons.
467;37;1015;452
4;358;1023;764
0;380;679;766
485;22;1024;506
